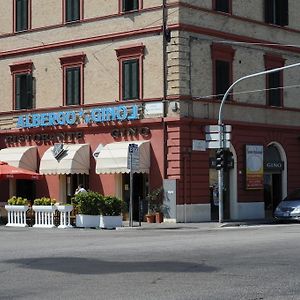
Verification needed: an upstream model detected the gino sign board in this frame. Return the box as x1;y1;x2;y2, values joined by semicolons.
245;145;264;190
16;104;139;129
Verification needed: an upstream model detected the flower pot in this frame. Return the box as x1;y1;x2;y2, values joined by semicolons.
155;212;163;223
100;215;122;229
56;205;74;228
146;214;155;223
32;205;57;228
75;214;100;228
5;205;29;227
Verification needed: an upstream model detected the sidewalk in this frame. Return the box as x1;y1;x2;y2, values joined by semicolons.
117;219;275;231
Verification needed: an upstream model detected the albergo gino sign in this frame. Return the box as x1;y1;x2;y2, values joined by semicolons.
16;104;139;129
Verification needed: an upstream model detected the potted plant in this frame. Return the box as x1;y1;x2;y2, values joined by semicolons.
32;197;57;228
72;191;102;228
99;196;126;229
147;187;164;223
5;196;29;227
56;203;74;228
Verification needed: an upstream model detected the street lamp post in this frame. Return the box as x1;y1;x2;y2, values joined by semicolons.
218;62;300;223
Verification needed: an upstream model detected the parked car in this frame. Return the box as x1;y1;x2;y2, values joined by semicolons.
274;188;300;221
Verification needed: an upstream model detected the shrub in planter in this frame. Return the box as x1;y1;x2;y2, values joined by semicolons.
99;196;126;229
99;196;125;216
72;191;103;228
72;191;102;215
5;196;29;227
7;196;28;206
33;197;56;206
32;197;57;228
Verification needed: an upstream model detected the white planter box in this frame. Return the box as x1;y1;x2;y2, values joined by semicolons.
32;205;57;228
76;214;100;228
5;205;29;227
56;205;73;228
100;215;123;229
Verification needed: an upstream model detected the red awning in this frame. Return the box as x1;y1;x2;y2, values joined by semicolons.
0;161;42;180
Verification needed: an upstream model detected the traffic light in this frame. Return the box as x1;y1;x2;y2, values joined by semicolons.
216;149;225;170
223;151;234;171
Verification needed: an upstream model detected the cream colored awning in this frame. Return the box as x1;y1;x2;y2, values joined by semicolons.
0;146;38;172
96;141;150;174
40;144;90;175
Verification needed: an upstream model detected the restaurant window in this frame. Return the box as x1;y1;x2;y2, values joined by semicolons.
59;53;86;106
264;0;288;26
121;0;141;12
213;0;231;14
211;43;235;100
14;0;30;32
10;61;34;110
264;54;285;107
66;174;89;203
115;43;145;101
64;0;82;23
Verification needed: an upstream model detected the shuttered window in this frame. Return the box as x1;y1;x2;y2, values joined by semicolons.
267;71;282;107
15;73;33;110
65;0;80;22
66;67;81;105
15;0;28;32
123;0;139;12
215;60;230;100
214;0;230;13
122;59;139;100
264;0;288;26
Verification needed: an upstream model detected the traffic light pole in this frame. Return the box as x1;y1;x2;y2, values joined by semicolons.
217;62;300;224
218;125;224;223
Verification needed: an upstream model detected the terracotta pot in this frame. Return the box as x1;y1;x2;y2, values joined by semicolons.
146;214;155;223
155;212;163;223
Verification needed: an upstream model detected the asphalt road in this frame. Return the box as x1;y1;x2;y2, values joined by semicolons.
0;223;300;300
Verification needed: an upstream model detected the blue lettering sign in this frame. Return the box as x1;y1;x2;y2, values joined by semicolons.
16;104;140;129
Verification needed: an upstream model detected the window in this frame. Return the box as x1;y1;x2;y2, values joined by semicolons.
213;0;231;13
122;59;139;100
14;0;30;32
64;0;82;23
59;53;86;106
66;67;81;105
211;44;235;100
115;44;145;101
264;0;288;26
120;0;142;13
264;54;285;107
10;61;33;110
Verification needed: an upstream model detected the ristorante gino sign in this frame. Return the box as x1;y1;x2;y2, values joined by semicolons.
16;104;139;129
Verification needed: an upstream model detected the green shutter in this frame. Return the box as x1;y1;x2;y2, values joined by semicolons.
26;74;33;109
133;0;139;10
277;0;288;26
16;0;28;31
15;74;32;110
15;75;21;110
66;67;80;105
123;0;139;12
131;60;139;99
73;67;80;105
123;61;131;100
122;59;139;100
264;0;274;23
66;0;80;22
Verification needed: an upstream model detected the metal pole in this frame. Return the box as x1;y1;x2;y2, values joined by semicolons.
217;62;300;223
129;154;133;227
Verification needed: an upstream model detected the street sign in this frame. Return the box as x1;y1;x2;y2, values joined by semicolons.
127;143;140;170
205;125;232;133
207;140;230;149
192;140;206;151
205;133;231;141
